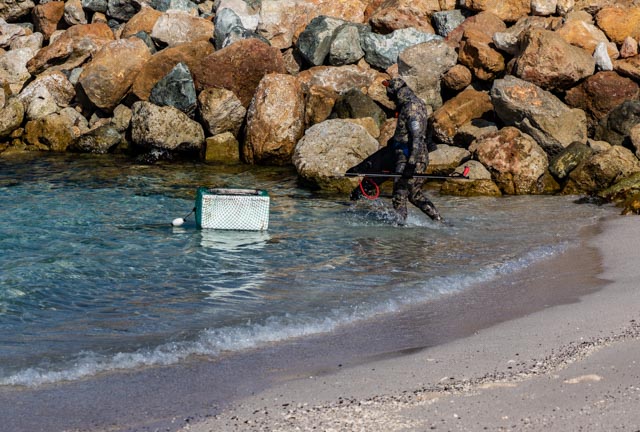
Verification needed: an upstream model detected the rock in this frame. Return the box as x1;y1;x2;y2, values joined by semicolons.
595;5;640;45
26;23;115;76
0;47;36;95
328;23;366;66
214;7;247;49
9;32;44;52
491;15;560;56
455;120;499;148
620;37;638;59
440;160;502;196
64;0;87;26
360;27;442;70
304;85;338;128
78;37;151;111
599;172;640;212
0;97;24;138
197;87;246;137
296;64;379;95
216;0;260;31
556;16;618;59
121;7;163;38
18;71;75;111
565;71;639;134
204;132;240;163
442;64;472;91
296;15;346;67
491;75;588;156
131;39;214;101
244;73;305;165
71;123;123;153
397;38;458;109
107;0;140;22
22;86;60;120
150;11;214;47
130;101;204;153
0;20;27;48
111;104;132;132
432;88;493;145
512;28;595;91
614;55;640;81
458;28;505;81
587;138;611;153
149;62;197;117
462;0;531;22
531;0;557;15
630;124;640;158
368;0;438;34
447;10;507;47
431;9;466;37
82;0;108;14
193;38;287;107
23;108;85;151
32;1;65;41
548;141;594;180
556;0;574;15
343;117;380;138
293;119;380;192
219;25;271;49
594;100;640;147
564;145;640;194
0;0;35;22
470;127;549;195
428;144;471;173
330;88;386;128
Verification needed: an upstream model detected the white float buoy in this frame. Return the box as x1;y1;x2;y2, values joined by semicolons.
172;217;185;227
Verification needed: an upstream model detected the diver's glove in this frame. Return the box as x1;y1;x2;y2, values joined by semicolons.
402;164;416;179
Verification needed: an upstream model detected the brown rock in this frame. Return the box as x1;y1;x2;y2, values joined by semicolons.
620;37;639;59
595;6;640;44
304;85;338;128
446;11;507;46
151;11;215;47
565;145;640;194
431;88;493;145
26;23;114;75
442;64;472;91
296;64;380;95
131;40;214;101
244;73;305;165
469;126;549;195
32;1;65;41
368;0;439;34
512;28;595;90
462;0;531;22
198;87;246;137
565;71;640;133
458;28;505;81
193;39;286;108
121;7;163;38
556;16;618;59
204;132;240;163
78;38;152;111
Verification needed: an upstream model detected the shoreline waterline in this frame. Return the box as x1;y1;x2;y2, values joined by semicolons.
0;214;612;432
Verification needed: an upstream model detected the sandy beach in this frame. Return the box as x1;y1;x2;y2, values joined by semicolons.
182;215;640;432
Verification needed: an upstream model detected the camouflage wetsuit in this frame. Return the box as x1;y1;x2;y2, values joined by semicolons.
386;78;442;223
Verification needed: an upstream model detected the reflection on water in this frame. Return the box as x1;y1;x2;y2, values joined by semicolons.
0;153;620;387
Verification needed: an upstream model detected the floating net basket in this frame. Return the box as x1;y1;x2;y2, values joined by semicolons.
195;187;270;231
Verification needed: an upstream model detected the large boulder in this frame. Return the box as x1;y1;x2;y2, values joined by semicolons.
130;101;204;153
548;141;594;181
0;47;36;95
197;87;246;137
78;37;152;111
26;23;115;76
0;97;24;138
462;0;531;22
431;88;493;145
594;100;640;147
295;15;347;66
0;0;35;21
491;75;588;156
564;145;640;194
293;119;380;192
150;11;214;47
149;62;197;117
595;5;640;45
565;71;639;135
458;28;505;81
244;74;305;165
330;88;386;128
296;64;380;95
469;127;549;195
511;28;595;91
70;124;124;154
368;0;439;34
23;108;87;151
440;160;502;197
397;39;458;110
121;7;163;38
360;27;442;70
192;38;286;107
556;15;618;59
131;39;214;102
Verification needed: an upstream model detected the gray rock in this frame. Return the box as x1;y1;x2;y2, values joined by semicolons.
71;124;124;153
431;10;466;37
107;0;140;22
149;62;197;117
82;0;108;14
0;98;24;138
594;41;613;71
328;23;366;66
133;31;157;54
360;27;442;70
330;88;386;128
595;100;640;147
131;101;204;152
296;15;347;66
214;7;243;49
549;141;594;180
221;26;270;49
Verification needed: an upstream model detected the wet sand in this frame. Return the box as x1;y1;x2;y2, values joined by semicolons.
182;215;640;431
1;214;638;431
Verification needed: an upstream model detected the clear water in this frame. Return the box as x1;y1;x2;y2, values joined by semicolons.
0;153;618;387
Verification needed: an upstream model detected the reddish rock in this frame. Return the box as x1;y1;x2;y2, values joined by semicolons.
446;11;507;47
458;28;505;81
32;1;65;40
78;38;152;111
131;40;214;101
431;88;493;144
620;37;638;58
565;71;640;133
121;7;163;38
368;0;438;34
442;64;473;91
595;6;640;44
26;23;114;75
614;55;640;81
193;39;287;107
462;0;530;22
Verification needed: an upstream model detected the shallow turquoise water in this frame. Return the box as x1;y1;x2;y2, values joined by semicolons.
0;153;619;387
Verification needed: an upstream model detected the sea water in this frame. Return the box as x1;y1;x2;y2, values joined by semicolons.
0;153;619;388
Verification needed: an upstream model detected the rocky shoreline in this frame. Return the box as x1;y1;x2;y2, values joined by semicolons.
2;0;640;213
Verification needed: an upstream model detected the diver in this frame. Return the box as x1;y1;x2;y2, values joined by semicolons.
349;77;443;223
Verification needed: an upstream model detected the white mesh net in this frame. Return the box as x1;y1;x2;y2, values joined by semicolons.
199;190;270;230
